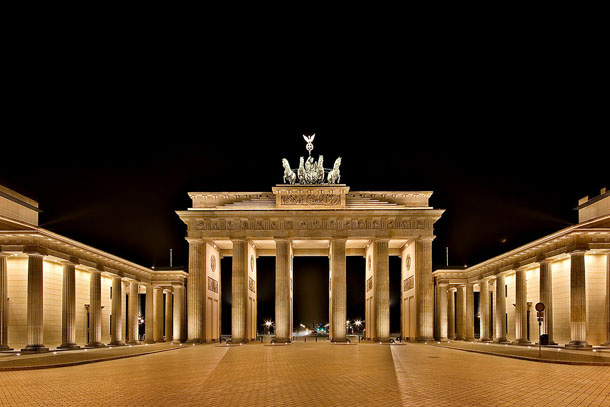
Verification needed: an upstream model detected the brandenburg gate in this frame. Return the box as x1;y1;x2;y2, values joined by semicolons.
177;136;444;343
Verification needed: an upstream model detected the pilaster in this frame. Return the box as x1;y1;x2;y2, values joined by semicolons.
187;238;204;343
415;237;434;341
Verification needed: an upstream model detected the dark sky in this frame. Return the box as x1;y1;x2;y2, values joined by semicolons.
3;32;607;332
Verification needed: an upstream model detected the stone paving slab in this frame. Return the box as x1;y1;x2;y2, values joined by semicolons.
433;341;610;365
1;342;610;406
0;342;187;370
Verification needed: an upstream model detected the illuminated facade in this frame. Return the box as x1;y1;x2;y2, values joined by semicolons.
433;188;610;347
0;185;186;352
177;184;444;343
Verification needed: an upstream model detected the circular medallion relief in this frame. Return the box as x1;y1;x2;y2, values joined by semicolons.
210;255;216;273
251;255;255;272
406;254;412;271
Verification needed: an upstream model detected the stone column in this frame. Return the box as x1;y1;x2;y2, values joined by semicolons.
604;254;610;346
415;238;434;341
87;269;104;348
330;238;347;342
374;239;390;342
110;276;124;346
22;253;48;353
231;239;248;343
447;287;455;340
0;254;10;350
127;281;140;344
514;269;530;345
456;285;466;340
465;283;475;341
173;285;185;343
187;238;203;343
568;251;589;348
145;285;154;344
435;283;448;341
58;262;79;349
153;287;163;342
495;273;508;343
275;239;291;343
479;279;491;341
165;290;173;342
539;260;556;345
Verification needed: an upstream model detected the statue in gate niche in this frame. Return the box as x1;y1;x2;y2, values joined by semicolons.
281;134;342;185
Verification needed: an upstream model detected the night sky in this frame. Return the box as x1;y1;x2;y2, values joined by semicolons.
3;43;607;333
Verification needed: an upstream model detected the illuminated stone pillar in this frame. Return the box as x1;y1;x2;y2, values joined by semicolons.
514;269;530;345
165;289;173;342
568;251;589;348
187;238;203;343
87;269;104;348
374;239;390;342
435;283;448;341
232;239;248;343
110;276;124;346
173;285;185;343
145;285;154;344
465;283;475;341
495;273;508;343
604;254;610;346
447;287;455;340
0;254;10;350
153;287;163;342
330;238;347;342
22;253;48;353
415;238;434;341
479;279;491;341
539;260;556;345
456;285;466;340
127;281;140;344
275;239;291;343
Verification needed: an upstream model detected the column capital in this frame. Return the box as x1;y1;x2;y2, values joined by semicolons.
185;237;204;244
417;236;436;243
569;249;587;257
448;286;457;292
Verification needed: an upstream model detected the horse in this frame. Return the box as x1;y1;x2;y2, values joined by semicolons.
282;158;297;184
315;155;325;183
327;157;342;184
298;157;305;183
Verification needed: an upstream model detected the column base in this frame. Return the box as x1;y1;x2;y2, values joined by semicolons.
57;344;81;350
109;342;125;346
436;337;449;342
21;345;49;353
126;341;141;346
271;338;290;344
185;339;205;344
479;338;493;343
512;339;531;346
85;343;106;349
0;345;13;351
331;337;349;343
601;342;610;347
494;339;510;344
565;341;591;349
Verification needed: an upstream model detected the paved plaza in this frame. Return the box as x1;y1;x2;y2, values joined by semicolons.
1;342;610;406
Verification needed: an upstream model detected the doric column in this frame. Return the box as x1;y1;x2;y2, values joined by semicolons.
173;285;185;343
187;238;203;343
330;238;347;342
153;287;163;342
568;251;589;348
374;239;390;342
435;283;448;341
59;262;79;349
275;239;291;343
514;269;530;345
87;269;104;348
110;276;124;346
415;238;434;341
456;285;466;340
447;287;456;340
22;253;48;353
0;254;10;350
165;289;173;342
145;285;154;344
231;239;248;343
465;283;475;341
495;273;508;343
604;254;610;346
127;281;140;344
479;279;491;341
539;260;556;344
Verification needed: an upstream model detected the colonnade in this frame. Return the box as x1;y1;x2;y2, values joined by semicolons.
0;252;186;353
435;252;610;347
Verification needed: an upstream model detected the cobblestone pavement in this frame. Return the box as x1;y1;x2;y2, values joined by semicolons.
1;342;609;406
